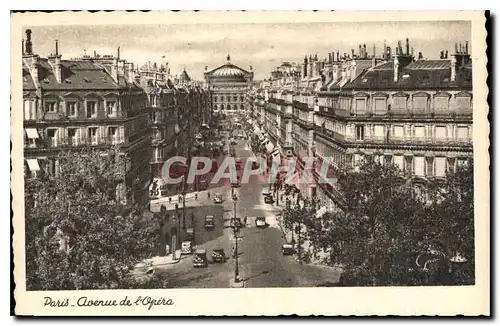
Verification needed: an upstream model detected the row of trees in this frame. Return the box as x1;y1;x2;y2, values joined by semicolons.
283;159;474;286
25;147;161;290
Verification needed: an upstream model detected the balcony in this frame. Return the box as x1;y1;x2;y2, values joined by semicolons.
314;126;345;142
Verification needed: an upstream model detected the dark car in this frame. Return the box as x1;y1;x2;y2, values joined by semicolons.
264;195;275;204
255;216;267;228
193;249;208;268
199;179;209;190
204;215;215;229
212;249;226;263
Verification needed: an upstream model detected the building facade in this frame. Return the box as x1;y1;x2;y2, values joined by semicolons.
205;55;253;114
250;39;473;212
22;29;150;205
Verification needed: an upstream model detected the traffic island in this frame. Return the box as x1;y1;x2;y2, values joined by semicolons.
229;279;245;288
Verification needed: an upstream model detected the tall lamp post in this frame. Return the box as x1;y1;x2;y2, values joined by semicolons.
232;194;240;283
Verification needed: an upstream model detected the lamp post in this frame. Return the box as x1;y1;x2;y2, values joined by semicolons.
232;195;240;283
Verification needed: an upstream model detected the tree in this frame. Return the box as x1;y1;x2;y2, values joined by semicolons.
306;159;475;286
25;147;160;290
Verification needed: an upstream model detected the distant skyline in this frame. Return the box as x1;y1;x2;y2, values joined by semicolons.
24;21;471;80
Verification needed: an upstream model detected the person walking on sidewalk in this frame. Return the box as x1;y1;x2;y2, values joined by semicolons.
207;191;211;199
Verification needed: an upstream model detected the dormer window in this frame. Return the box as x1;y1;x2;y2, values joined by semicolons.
106;100;117;116
86;101;97;118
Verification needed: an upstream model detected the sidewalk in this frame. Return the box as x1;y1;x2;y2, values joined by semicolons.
132;249;182;275
150;187;225;212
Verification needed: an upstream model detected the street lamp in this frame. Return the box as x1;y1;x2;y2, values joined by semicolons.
232;195;241;283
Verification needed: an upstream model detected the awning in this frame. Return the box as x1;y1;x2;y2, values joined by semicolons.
26;159;40;171
25;128;39;139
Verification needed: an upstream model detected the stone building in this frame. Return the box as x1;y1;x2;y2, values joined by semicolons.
205;55;253;114
22;29;150;205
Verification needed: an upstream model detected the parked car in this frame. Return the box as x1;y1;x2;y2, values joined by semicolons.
204;215;215;229
193;249;208;268
185;228;195;242
264;195;275;204
255;216;267;228
181;241;193;255
212;249;226;263
282;243;296;255
213;193;223;204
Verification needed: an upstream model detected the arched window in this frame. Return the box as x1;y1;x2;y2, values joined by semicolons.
227;104;231;110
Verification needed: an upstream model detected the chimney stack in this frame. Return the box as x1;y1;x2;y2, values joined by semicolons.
455;43;459;54
48;39;62;83
363;44;367;58
328;53;332;64
406;38;410;55
336;51;339;62
22;38;24;55
465;41;469;54
359;45;362;58
117;46;120;60
418;52;423;60
451;54;457;82
445;50;448;59
393;55;399;83
440;51;444;59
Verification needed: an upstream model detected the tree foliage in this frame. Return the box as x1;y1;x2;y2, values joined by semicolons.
25;147;160;290
291;159;475;286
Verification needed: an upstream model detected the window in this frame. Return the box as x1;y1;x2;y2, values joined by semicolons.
392;96;406;110
414;156;425;176
68;128;77;146
414;126;425;138
240;104;244;110
88;127;98;144
47;128;57;147
457;158;468;168
67;102;77;117
355;98;366;114
214;96;218;102
374;98;386;114
434;96;449;110
354;154;363;167
457;126;469;140
425;157;434;176
240;96;244;102
106;101;116;116
86;101;97;118
46;101;57;113
435;157;446;177
413;96;427;110
447;158;456;173
374;125;384;138
355;125;364;140
393;125;405;138
394;155;404;170
221;104;225;110
108;127;118;144
233;96;237;102
435;126;447;140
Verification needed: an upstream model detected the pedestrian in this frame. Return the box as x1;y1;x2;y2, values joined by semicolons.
165;244;170;256
168;197;172;204
207;191;211;199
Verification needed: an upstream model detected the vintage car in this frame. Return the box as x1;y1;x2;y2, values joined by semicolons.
193;249;208;268
264;195;275;204
204;215;215;229
181;241;193;255
185;228;195;242
213;193;223;204
282;243;296;255
212;248;226;263
255;216;267;228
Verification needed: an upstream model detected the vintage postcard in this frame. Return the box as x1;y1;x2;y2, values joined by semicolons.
11;11;489;316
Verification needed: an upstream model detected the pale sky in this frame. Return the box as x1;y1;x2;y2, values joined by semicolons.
24;21;471;80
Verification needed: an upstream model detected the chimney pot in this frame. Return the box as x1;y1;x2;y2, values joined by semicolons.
465;41;469;54
393;56;399;83
451;55;457;82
